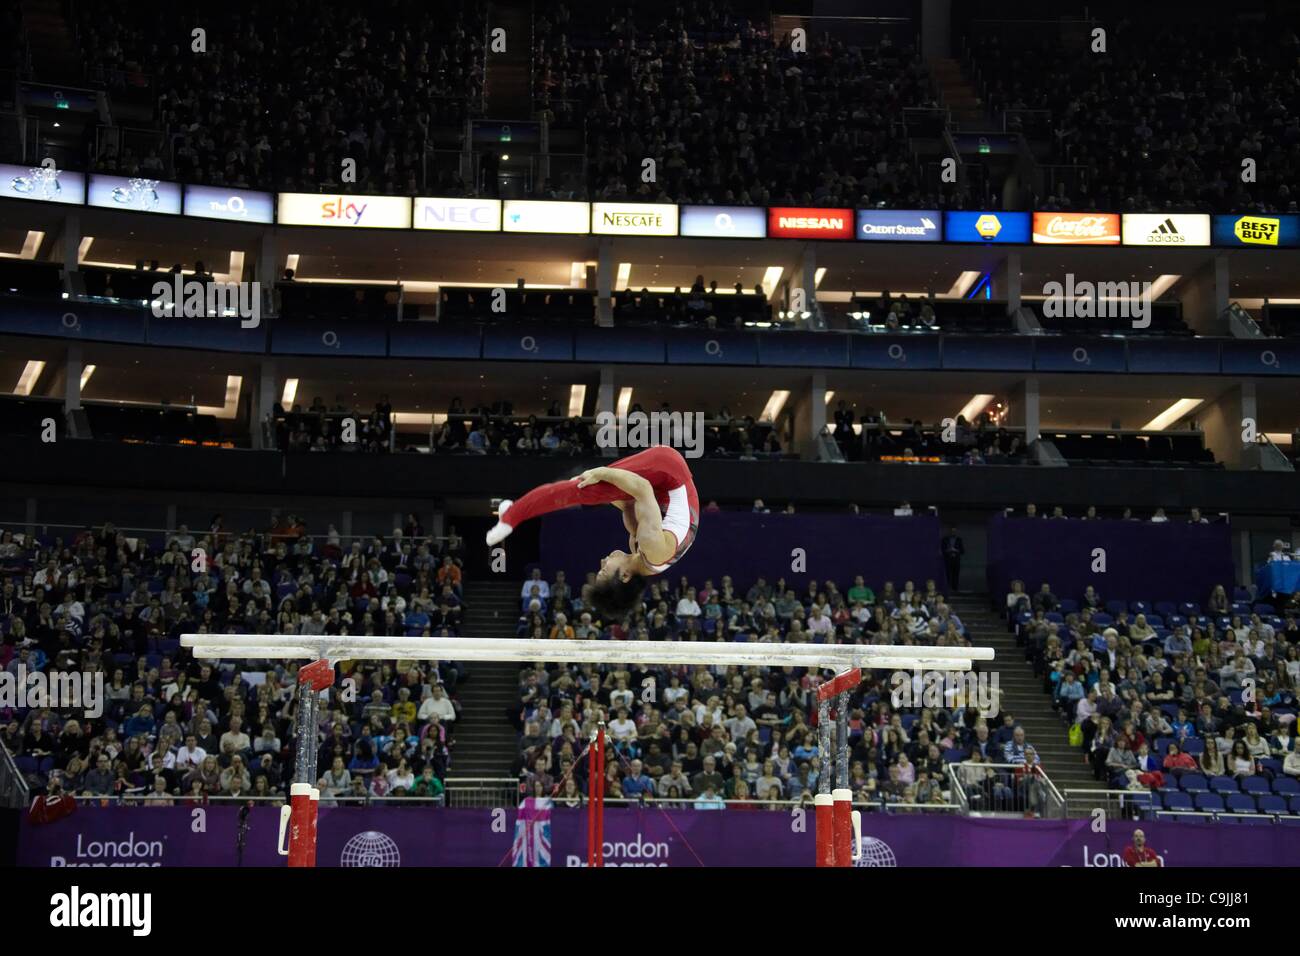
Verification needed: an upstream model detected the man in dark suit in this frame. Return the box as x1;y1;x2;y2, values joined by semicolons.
942;527;965;592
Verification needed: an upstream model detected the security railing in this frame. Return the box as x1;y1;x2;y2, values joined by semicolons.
947;761;1065;818
444;777;519;808
1062;787;1154;821
0;741;31;809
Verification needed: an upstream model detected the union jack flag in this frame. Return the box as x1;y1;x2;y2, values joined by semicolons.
511;796;552;867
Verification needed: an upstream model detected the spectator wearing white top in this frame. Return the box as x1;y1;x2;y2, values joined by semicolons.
521;569;550;600
418;684;457;723
609;678;634;711
725;705;758;742
608;707;637;743
174;735;206;771
676;588;702;619
1269;539;1291;562
1150;508;1169;523
806;606;833;638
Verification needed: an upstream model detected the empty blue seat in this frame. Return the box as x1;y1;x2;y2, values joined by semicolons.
1257;795;1287;815
1242;775;1272;795
1180;773;1209;793
1162;791;1194;811
1290;796;1300;814
1130;600;1150;614
1160;703;1181;720
1182;738;1205;755
1167;615;1186;628
1255;604;1275;615
1225;793;1257;813
1209;775;1238;794
1272;777;1299;795
1092;613;1113;626
944;748;967;763
1179;602;1200;617
1105;600;1127;616
1260;758;1283;776
1147;614;1164;627
1154;601;1176;617
1058;599;1078;613
1194;793;1225;811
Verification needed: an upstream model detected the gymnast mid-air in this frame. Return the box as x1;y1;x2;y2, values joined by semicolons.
485;445;699;620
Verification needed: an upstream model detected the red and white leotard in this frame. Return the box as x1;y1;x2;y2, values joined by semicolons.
491;445;699;574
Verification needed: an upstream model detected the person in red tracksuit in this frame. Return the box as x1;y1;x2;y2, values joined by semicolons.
485;445;700;621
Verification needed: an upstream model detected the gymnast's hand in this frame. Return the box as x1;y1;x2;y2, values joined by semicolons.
575;467;609;488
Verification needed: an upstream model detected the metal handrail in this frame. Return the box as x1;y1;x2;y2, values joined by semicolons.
0;740;31;809
10;522;451;545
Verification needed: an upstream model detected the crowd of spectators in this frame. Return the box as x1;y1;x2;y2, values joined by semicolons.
44;1;1300;213
1013;576;1300;810
1;516;468;804
510;565;1049;815
829;408;1027;465
78;0;485;196
534;3;948;209
975;17;1300;213
275;397;395;453
431;399;786;461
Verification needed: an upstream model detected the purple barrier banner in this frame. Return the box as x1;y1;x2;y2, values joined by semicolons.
986;515;1235;605
17;807;1300;867
540;510;948;594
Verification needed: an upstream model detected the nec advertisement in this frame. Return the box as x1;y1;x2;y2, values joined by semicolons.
855;210;941;242
943;211;1032;244
1121;213;1211;246
183;186;275;223
87;174;183;215
592;203;679;236
767;207;855;240
1212;214;1300;248
679;206;767;238
502;200;590;234
413;197;502;232
0;163;85;204
277;192;412;229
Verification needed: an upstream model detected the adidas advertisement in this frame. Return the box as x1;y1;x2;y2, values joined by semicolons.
1121;213;1210;247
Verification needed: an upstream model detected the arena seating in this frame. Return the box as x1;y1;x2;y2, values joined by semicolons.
0;519;466;802
1012;577;1300;820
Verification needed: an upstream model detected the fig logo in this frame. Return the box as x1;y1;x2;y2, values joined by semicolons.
852;836;897;867
974;215;1002;240
340;831;401;867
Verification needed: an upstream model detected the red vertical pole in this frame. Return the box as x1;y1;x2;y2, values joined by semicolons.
286;783;314;867
832;788;852;867
586;738;597;867
307;787;320;866
595;724;606;868
814;793;835;867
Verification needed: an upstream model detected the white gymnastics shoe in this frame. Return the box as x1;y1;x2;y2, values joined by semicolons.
485;499;514;546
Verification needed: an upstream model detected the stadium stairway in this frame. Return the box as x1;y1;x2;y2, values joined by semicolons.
927;59;986;127
482;2;533;119
450;580;525;776
21;0;83;83
947;596;1099;799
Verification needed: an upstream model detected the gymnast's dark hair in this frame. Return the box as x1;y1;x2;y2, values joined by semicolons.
589;573;646;623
